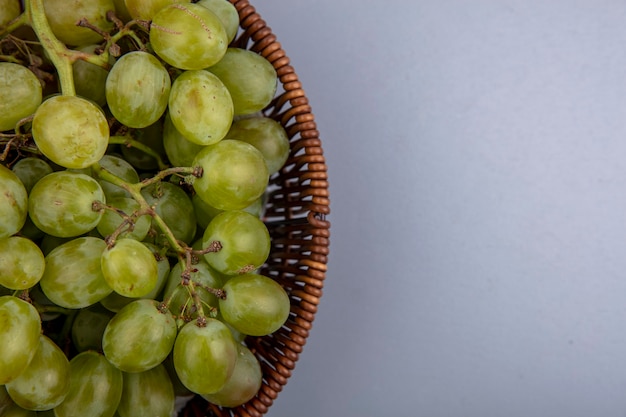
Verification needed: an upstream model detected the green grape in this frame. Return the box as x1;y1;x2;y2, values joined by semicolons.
219;273;290;336
173;318;238;394
162;112;204;167
226;116;290;175
101;239;158;298
119;120;166;171
105;51;171;128
150;3;228;70
102;299;177;373
196;0;239;43
207;48;277;116
141;181;197;244
201;343;262;407
96;197;151;241
116;364;175;417
168;69;233;146
31;95;109;169
0;296;41;385
74;45;114;107
192;139;269;210
28;171;106;238
0;163;28;239
0;0;21;28
11;157;53;194
5;335;70;411
0;63;42;132
203;210;270;275
124;0;191;20
42;0;115;46
71;304;114;352
0;236;45;290
93;154;140;200
39;237;112;309
100;243;170;313
53;351;123;417
162;259;224;322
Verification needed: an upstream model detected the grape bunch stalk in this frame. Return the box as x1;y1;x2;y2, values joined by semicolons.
0;0;293;415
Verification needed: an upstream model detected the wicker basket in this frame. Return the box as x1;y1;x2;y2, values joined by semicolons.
181;1;331;416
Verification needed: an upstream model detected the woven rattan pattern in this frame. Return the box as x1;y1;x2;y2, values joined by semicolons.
182;1;330;416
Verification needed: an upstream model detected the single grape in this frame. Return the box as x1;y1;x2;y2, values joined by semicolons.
201;343;263;408
116;364;175;417
0;296;41;385
0;0;21;28
39;237;112;309
102;299;177;373
124;0;191;20
74;44;114;107
226;116;291;175
0;63;42;132
203;210;270;275
0;164;28;239
219;273;290;336
150;3;228;70
99;243;170;312
5;335;70;411
10;157;53;194
31;95;109;169
106;51;171;128
101;239;159;298
53;351;123;417
96;197;151;241
71;304;114;352
141;181;197;244
173;318;238;394
168;69;233;146
207;48;277;116
42;0;115;46
192;139;269;210
162;112;204;167
0;236;45;290
28;171;106;238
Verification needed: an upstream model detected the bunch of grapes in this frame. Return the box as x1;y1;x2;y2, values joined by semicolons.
0;0;294;415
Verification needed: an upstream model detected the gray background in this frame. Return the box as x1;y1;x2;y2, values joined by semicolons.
252;1;626;416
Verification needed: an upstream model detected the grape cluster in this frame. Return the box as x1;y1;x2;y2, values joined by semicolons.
0;0;293;415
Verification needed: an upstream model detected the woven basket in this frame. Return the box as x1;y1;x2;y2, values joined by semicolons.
181;1;331;416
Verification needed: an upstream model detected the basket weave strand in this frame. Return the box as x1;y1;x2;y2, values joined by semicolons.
182;1;331;416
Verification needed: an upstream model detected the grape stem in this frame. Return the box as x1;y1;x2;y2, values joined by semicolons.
0;11;29;36
26;0;76;96
91;163;205;260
